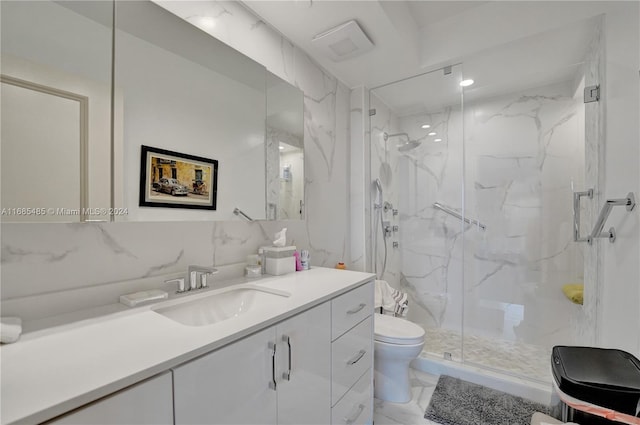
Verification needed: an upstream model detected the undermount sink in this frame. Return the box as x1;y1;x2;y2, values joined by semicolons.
153;284;290;327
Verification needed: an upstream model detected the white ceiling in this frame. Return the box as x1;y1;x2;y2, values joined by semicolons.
243;1;604;115
405;1;490;28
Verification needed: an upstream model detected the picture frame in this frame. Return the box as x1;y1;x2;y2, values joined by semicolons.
139;145;218;210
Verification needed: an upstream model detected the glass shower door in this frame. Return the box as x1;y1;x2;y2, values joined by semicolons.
369;65;465;362
461;27;602;381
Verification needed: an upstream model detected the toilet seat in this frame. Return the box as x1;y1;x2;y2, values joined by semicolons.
374;314;425;345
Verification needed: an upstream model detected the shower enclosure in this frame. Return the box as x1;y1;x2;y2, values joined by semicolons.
368;17;603;384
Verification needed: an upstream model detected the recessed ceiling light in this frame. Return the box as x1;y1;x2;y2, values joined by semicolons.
434;138;443;142
460;79;474;87
428;132;436;136
421;124;431;129
279;146;285;150
199;16;216;29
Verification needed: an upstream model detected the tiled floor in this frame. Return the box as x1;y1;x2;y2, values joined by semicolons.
423;328;552;383
373;368;441;425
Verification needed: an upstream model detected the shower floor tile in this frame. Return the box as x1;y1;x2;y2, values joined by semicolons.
423;328;553;383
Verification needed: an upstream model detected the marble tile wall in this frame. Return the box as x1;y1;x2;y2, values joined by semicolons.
1;1;351;307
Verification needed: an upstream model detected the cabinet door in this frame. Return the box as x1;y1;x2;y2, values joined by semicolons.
173;327;277;424
276;302;331;425
48;372;173;424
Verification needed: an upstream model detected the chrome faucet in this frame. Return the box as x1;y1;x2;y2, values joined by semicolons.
187;265;219;291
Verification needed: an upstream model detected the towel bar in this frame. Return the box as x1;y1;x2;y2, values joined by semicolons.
433;202;486;230
587;192;635;244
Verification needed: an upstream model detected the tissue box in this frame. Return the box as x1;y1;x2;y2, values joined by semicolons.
264;246;296;276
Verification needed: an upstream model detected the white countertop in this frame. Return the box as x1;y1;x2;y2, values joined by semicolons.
0;267;375;425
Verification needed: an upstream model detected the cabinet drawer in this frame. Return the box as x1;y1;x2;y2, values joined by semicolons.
331;316;373;406
332;281;374;340
331;369;373;425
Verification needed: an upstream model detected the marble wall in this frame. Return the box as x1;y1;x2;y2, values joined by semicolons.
1;1;350;312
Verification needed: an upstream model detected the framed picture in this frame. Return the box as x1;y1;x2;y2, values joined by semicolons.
139;145;218;210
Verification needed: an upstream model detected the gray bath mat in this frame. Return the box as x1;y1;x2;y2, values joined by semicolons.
424;375;550;425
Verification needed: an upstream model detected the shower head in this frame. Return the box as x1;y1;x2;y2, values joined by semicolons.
383;132;421;151
373;178;383;207
374;178;383;196
397;139;421;152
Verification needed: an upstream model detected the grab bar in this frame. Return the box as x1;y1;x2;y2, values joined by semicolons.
573;188;593;242
588;192;635;244
233;207;254;222
433;202;486;230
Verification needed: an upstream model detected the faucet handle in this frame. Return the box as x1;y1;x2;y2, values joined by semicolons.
199;269;219;289
165;277;186;293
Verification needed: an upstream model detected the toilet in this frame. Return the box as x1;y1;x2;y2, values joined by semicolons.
373;313;425;403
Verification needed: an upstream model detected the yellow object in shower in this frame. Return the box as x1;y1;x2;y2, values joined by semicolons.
562;283;584;305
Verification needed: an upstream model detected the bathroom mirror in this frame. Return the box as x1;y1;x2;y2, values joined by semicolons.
113;0;267;222
0;0;307;223
1;0;113;223
265;72;305;220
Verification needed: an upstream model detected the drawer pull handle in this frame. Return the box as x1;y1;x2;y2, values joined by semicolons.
346;303;366;314
344;403;365;424
268;342;277;390
282;335;292;381
347;349;366;365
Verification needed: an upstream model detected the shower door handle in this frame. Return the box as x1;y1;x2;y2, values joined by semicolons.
573;188;593;242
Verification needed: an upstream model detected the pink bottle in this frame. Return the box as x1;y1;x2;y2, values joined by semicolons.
294;251;303;271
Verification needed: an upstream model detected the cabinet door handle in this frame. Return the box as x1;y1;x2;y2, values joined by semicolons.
346;349;366;365
343;403;365;424
282;335;291;381
268;342;277;390
346;303;366;314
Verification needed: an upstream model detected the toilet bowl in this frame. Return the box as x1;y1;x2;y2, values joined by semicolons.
373;313;425;403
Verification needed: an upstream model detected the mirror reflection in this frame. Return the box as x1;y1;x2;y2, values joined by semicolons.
265;72;305;220
114;0;266;221
1;0;112;222
0;0;306;223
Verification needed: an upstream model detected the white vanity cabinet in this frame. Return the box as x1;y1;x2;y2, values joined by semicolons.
172;302;331;424
276;302;332;424
47;372;173;425
172;326;277;424
330;281;374;425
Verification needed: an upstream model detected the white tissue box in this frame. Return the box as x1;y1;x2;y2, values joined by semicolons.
264;246;296;276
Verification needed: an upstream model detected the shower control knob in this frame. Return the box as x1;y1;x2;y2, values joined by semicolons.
392;225;399;232
392;209;399;216
392;242;399;248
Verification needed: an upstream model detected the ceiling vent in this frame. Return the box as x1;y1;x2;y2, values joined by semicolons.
311;20;374;62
